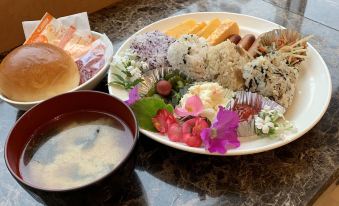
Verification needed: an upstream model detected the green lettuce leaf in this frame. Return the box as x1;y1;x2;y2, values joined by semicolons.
131;97;174;131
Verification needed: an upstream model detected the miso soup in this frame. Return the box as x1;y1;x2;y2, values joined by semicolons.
19;111;134;190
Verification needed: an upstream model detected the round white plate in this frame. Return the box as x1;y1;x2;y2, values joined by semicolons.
108;12;332;155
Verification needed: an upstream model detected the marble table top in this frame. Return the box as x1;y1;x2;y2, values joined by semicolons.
0;0;338;205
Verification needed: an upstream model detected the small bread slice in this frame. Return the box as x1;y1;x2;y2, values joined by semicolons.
208;20;240;45
165;19;197;38
188;22;207;34
197;18;221;39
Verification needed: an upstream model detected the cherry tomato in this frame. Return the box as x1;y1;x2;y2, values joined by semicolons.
156;80;172;96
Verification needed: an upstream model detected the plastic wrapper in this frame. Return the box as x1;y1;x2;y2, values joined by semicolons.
75;39;106;84
23;12;94;60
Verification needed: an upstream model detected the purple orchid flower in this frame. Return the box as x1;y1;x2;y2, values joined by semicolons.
201;106;240;154
124;86;140;106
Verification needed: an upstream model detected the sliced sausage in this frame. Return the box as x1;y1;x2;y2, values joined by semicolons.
248;38;260;57
227;34;241;44
237;34;255;51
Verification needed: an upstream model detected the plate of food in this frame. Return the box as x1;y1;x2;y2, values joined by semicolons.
108;12;331;155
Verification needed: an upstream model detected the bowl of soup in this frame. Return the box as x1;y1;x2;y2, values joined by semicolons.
4;91;138;205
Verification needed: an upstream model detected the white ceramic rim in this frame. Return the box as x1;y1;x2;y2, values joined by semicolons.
108;12;332;155
0;31;113;106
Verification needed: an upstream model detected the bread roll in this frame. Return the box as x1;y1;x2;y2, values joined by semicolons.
0;43;80;102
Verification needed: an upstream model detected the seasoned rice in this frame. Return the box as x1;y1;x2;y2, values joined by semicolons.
207;40;250;91
167;34;209;80
242;52;299;108
130;31;174;70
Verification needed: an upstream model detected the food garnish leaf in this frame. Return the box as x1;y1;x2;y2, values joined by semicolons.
113;73;125;82
131;97;174;131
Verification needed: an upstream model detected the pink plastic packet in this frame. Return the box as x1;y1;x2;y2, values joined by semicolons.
75;39;106;84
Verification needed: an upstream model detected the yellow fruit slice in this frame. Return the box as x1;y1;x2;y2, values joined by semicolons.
165;19;197;38
208;19;240;45
196;18;221;39
188;22;207;34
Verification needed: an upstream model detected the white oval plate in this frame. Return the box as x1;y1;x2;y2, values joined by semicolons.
108;12;332;155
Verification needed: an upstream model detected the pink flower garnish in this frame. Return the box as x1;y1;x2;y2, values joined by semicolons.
201;106;240;154
175;95;204;117
168;123;182;142
152;109;177;134
182;117;209;147
124;86;140;106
